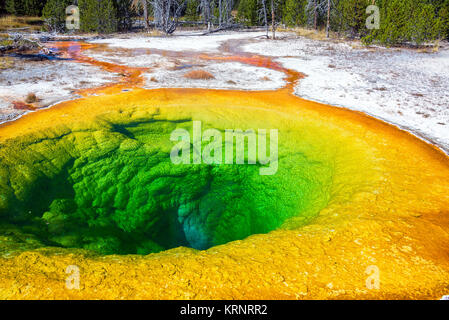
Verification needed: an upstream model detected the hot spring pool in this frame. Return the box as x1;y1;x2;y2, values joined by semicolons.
0;88;448;299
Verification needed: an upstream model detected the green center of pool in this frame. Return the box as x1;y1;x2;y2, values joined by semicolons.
0;110;340;255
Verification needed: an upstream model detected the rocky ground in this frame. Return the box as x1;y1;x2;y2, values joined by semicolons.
0;34;119;123
243;35;449;153
0;58;119;122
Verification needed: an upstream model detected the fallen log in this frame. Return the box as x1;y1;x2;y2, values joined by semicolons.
201;24;245;35
0;35;54;56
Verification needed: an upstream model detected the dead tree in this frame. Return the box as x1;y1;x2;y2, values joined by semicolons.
258;0;277;39
224;0;234;26
306;0;318;30
200;0;212;30
132;0;150;31
326;0;330;38
219;0;222;27
259;0;269;38
151;0;186;35
218;0;234;27
307;0;335;33
271;0;275;39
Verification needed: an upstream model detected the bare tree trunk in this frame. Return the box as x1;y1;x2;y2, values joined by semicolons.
226;0;231;23
314;0;317;30
261;0;269;38
132;0;150;31
151;0;185;35
271;0;275;40
201;0;212;31
218;0;222;27
326;0;330;38
143;1;150;31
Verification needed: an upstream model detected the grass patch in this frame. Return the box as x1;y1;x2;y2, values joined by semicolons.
143;29;165;37
184;70;215;80
294;27;329;41
0;39;13;46
0;57;14;69
277;27;332;41
0;15;43;32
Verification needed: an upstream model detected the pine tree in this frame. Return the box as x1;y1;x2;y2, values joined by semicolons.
79;0;98;32
237;0;259;26
186;0;200;21
42;0;73;32
98;0;117;33
6;0;26;15
283;0;306;27
114;0;133;31
363;0;443;46
413;3;442;44
5;0;43;16
438;0;449;39
336;0;371;37
79;0;117;33
24;0;45;16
